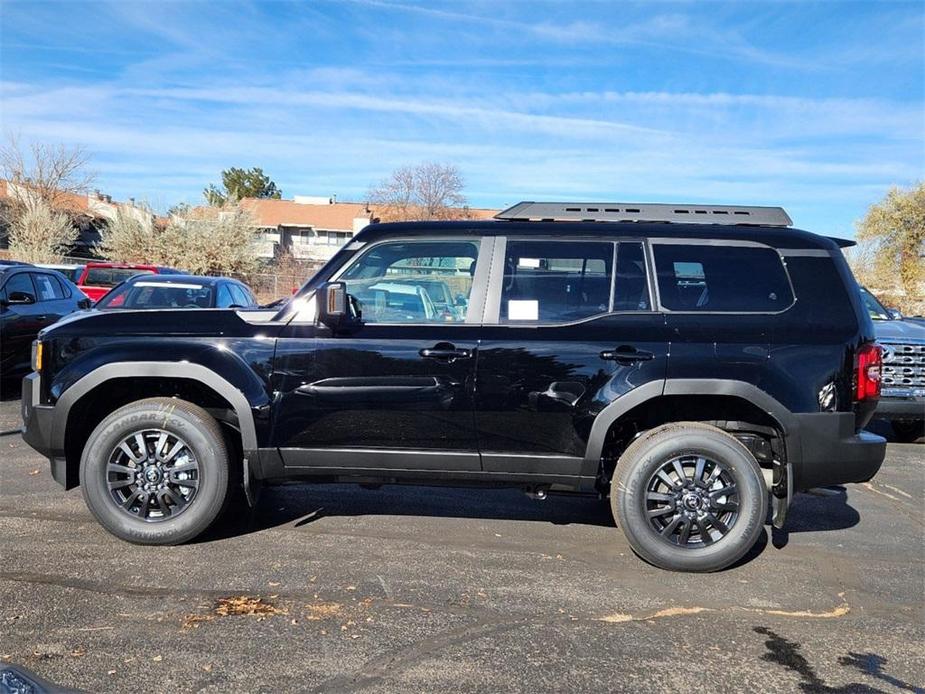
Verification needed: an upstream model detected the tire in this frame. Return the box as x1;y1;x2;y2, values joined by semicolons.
891;421;924;444
79;397;230;545
611;422;768;572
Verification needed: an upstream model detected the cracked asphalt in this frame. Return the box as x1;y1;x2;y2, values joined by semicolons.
0;394;922;693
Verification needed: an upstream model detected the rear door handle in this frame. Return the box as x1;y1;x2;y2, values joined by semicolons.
600;346;655;364
419;344;472;362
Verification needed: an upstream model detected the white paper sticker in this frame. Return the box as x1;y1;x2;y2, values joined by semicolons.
508;299;539;320
518;257;541;269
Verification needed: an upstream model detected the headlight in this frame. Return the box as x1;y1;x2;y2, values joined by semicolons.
31;340;43;373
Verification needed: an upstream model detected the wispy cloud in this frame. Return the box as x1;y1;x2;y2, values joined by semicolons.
0;0;921;236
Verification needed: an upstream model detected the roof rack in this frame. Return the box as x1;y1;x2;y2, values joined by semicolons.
494;201;793;227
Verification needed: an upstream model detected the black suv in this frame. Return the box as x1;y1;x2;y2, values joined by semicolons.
20;202;886;572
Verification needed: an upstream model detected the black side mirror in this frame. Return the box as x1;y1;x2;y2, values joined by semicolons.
78;298;92;310
318;282;347;328
7;291;35;305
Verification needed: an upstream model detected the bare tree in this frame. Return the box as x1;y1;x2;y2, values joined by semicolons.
368;162;466;221
1;135;94;213
7;199;78;263
0;136;94;260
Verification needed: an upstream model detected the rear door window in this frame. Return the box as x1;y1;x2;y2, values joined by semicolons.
229;284;253;307
32;273;67;301
500;240;614;323
653;243;794;312
216;284;236;308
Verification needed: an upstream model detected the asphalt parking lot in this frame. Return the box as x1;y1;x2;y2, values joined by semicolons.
0;395;922;694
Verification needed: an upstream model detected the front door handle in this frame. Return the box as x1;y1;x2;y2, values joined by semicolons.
419;344;472;363
600;346;655;364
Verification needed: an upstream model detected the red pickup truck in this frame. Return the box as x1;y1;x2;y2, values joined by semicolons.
74;262;181;302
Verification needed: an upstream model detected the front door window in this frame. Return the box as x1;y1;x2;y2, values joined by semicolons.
339;240;480;323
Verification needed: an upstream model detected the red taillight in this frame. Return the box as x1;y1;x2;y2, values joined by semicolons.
856;344;883;401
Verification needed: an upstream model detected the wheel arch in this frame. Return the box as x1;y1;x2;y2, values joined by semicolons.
584;379;799;481
52;362;259;499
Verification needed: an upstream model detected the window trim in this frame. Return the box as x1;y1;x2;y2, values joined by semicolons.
320;235;493;326
482;235;656;327
648;238;797;315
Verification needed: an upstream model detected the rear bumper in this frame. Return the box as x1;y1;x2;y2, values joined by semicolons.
20;373;69;487
875;395;924;422
792;412;886;490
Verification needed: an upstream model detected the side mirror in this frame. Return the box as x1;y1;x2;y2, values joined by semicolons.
318;282;347;328
888;308;904;320
78;298;92;310
7;291;35;305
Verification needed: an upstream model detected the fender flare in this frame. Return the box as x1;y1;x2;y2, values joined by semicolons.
582;378;800;475
53;361;259;502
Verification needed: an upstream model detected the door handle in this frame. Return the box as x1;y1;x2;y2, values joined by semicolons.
600;346;655;364
419;345;472;362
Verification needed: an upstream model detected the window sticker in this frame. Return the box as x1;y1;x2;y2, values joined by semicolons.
517;258;541;269
508;299;539;320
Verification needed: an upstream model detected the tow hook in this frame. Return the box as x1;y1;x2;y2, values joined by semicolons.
525;487;549;500
771;459;792;529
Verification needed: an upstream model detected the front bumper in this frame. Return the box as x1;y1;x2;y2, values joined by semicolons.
875;393;924;422
20;373;69;487
793;412;886;490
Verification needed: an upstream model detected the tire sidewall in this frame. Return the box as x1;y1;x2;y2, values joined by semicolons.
80;402;228;545
615;427;767;572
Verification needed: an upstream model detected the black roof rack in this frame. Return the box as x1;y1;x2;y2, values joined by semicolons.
495;201;793;227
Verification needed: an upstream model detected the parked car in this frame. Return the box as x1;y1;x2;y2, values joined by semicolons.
95;274;258;310
74;262;181;302
35;263;85;284
1;264;90;380
21;201;886;572
859;287;925;442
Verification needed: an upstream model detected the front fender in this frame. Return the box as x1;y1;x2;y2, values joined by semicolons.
50;361;261;454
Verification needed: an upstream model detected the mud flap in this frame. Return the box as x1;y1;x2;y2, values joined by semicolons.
771;459;792;529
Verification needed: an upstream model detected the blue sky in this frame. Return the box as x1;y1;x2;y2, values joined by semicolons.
1;0;922;236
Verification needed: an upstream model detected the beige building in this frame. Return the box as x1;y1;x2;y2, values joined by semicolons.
241;195;499;261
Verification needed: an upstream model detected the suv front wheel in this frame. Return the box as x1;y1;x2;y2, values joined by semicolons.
80;397;230;545
612;422;767;572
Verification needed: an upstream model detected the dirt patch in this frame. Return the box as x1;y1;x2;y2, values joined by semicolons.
305;602;343;621
182;595;287;629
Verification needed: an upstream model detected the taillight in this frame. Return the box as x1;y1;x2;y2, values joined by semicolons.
856;343;882;401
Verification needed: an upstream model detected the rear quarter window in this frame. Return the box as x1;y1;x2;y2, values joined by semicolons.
653;243;794;312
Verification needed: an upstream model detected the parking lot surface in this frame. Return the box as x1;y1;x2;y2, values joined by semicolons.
0;395;922;693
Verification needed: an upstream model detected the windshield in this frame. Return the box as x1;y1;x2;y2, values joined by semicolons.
85;267;155;287
96;281;213;309
859;287;892;320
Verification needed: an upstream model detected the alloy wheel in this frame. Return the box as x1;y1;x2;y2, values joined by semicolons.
106;429;200;522
644;454;740;547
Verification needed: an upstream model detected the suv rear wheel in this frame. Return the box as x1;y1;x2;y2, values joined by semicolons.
79;397;230;545
611;422;767;572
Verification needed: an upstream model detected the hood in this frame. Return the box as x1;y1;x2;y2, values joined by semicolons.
874;317;925;343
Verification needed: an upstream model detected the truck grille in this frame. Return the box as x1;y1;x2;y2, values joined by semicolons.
881;343;925;388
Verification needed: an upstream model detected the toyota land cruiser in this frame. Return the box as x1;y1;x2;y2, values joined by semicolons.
20;201;886;572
